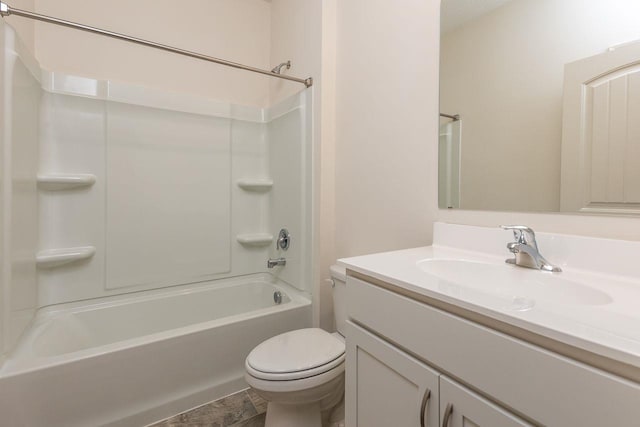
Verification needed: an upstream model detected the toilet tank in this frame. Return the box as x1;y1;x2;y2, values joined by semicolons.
330;265;347;336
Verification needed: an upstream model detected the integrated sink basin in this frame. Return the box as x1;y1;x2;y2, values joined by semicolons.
417;259;613;307
340;223;640;374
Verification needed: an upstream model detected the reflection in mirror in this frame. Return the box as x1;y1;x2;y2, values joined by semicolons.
439;0;640;214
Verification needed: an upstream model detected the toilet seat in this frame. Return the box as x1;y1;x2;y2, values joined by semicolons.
247;353;345;381
245;359;345;395
245;328;346;381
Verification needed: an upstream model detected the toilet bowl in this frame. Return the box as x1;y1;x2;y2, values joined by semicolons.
245;265;347;427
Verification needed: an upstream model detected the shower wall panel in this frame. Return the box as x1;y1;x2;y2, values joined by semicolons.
0;21;39;359
36;77;280;306
38;93;269;305
267;93;312;292
105;103;231;290
230;119;271;273
38;93;106;305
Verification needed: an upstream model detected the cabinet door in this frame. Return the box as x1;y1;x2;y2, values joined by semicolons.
346;321;440;427
439;376;532;427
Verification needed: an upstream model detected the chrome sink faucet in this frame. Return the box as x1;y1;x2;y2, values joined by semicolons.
501;225;562;272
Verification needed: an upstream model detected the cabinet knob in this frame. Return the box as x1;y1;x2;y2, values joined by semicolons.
420;388;431;427
442;403;454;427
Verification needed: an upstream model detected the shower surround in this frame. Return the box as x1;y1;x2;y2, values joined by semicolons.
0;20;313;426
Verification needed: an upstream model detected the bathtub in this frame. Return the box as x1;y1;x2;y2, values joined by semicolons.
0;274;311;427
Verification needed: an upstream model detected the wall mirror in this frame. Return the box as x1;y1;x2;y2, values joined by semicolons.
439;0;640;214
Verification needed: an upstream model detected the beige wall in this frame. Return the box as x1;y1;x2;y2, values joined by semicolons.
269;0;321;105
334;0;440;260
33;0;272;107
0;16;6;365
440;0;640;212
317;0;337;330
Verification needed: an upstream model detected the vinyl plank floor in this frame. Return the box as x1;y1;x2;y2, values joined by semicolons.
150;389;266;427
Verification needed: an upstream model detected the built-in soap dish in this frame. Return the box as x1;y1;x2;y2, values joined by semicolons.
237;179;273;192
36;246;96;268
37;174;96;190
236;233;273;247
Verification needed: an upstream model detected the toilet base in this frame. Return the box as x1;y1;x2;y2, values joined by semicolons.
328;397;345;426
249;374;344;427
265;401;322;427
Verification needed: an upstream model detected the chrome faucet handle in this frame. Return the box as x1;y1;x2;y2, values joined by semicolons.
500;225;538;250
500;225;561;272
276;228;290;251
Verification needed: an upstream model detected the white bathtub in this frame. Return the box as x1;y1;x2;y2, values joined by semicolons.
0;274;311;427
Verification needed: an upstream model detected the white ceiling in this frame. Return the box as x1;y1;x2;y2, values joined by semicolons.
441;0;514;33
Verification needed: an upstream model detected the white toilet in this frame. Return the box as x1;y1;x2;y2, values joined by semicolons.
245;265;347;427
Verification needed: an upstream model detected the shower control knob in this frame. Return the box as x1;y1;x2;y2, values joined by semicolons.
277;228;290;251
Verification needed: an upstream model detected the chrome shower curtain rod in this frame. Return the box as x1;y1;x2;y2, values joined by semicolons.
440;113;460;121
0;2;313;88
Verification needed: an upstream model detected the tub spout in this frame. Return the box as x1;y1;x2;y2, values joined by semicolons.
267;257;286;268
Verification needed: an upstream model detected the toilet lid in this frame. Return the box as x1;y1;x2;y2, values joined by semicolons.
246;328;345;377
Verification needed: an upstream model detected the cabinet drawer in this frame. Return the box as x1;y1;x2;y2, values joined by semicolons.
347;276;640;426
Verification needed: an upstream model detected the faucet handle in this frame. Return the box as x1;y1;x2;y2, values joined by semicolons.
500;225;538;248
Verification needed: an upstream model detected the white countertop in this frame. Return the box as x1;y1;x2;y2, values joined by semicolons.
339;223;640;370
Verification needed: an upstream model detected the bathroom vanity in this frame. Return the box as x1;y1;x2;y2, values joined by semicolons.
340;223;640;426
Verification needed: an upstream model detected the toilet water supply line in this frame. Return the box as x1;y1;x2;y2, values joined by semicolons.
0;2;313;88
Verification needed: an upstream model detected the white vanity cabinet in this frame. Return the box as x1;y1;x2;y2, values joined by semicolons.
346;321;530;427
345;275;640;426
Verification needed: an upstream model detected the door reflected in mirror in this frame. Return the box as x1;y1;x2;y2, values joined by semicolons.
439;0;640;214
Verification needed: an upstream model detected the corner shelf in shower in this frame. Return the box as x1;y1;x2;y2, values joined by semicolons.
236;233;273;247
37;173;97;190
237;179;273;192
36;246;96;268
